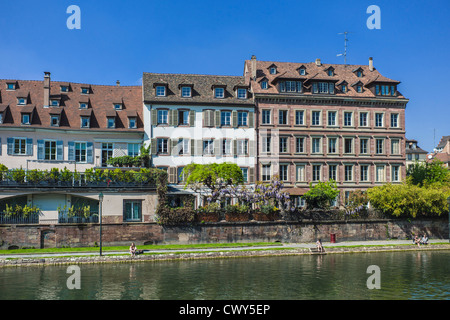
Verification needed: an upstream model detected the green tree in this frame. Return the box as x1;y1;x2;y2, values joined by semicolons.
302;181;340;210
407;160;450;186
182;163;244;202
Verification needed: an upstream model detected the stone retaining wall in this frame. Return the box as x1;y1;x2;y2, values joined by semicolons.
1;219;448;249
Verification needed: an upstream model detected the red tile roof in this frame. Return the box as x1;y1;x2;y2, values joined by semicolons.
0;76;143;131
245;58;406;99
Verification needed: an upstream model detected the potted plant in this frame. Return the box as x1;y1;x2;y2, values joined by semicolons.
225;204;250;222
196;202;221;222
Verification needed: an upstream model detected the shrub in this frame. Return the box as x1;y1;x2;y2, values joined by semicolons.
302;181;340;210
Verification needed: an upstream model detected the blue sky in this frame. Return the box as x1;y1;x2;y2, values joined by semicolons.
0;0;449;152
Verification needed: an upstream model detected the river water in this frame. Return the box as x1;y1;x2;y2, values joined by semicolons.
1;250;449;300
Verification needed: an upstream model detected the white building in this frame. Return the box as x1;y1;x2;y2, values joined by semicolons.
142;73;257;204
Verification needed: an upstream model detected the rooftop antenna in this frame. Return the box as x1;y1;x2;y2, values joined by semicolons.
337;31;351;64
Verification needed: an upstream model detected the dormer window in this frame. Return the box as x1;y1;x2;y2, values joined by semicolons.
312;82;334;94
79;102;88;109
50;100;59;107
50;115;60;127
280;80;302;93
342;84;347;93
214;87;225;99
0;112;3;124
81;87;90;94
261;81;268;90
270;67;277;75
6;83;15;90
21;113;31;125
357;85;363;93
299;68;306;76
237;88;247;99
60;86;69;92
114;103;122;110
375;84;396;96
181;86;192;98
17;98;26;105
128;117;137;129
81;116;90;128
327;69;334;76
156;86;166;97
107;117;116;129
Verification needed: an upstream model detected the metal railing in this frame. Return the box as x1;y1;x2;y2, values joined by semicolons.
0;212;40;224
58;211;99;224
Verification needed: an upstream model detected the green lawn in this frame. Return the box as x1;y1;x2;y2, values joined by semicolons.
0;242;281;255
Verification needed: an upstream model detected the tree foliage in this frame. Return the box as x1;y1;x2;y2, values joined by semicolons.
182;163;244;202
367;183;450;218
302;181;340;210
407;160;450;186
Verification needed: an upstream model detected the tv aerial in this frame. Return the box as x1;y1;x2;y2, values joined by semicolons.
337;31;351;64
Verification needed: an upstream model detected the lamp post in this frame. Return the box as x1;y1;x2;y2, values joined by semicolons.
99;192;104;256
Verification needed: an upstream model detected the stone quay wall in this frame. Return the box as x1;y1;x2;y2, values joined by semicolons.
1;219;448;249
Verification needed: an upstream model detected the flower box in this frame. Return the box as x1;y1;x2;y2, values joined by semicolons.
225;212;250;222
196;212;220;223
253;212;280;221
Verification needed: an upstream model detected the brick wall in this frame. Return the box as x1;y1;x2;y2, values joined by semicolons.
1;219;447;249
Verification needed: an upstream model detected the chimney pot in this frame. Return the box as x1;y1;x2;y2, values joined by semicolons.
315;59;321;66
116;80;120;86
369;57;374;71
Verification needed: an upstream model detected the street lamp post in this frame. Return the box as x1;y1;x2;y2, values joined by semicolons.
99;192;104;256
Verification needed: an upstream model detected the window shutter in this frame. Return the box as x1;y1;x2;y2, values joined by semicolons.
7;138;13;155
312;82;318;93
215;110;220;127
249;167;255;184
189;110;195;127
203;110;209;127
57;140;64;160
249;140;256;157
248;112;254;128
173;109;178;126
37;140;44;160
190;139;195;155
214;139;220;156
168;110;173;126
233;140;237;156
232;110;238;128
171;139;178;155
151;109;157;126
168;167;176;184
86;142;94;163
151;138;157;155
68;141;75;161
196;140;203;156
26;138;33;156
329;83;335;94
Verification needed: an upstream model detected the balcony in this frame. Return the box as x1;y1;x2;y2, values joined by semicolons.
0;168;163;190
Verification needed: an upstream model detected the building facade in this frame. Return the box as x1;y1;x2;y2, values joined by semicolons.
0;72;154;224
244;56;409;206
142;73;256;204
405;138;428;169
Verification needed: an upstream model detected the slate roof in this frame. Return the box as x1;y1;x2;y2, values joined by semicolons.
0;76;143;131
244;58;406;99
143;73;253;106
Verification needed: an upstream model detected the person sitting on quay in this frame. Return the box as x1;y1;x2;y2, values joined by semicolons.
316;239;325;253
413;235;421;247
420;234;429;245
130;242;137;257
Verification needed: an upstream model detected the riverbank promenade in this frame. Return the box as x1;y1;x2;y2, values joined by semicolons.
1;239;449;266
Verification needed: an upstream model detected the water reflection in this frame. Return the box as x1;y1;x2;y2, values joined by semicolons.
1;251;449;300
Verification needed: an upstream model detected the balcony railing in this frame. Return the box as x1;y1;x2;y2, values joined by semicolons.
0;169;159;189
0;212;40;224
58;211;99;224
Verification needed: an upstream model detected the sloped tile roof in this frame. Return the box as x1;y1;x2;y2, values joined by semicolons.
0;77;143;131
143;73;253;106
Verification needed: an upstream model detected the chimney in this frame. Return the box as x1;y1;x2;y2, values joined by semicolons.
251;55;257;80
369;57;374;71
44;72;50;107
315;58;321;66
116;80;120;86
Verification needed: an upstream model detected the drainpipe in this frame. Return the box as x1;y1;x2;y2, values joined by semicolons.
448;197;450;243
